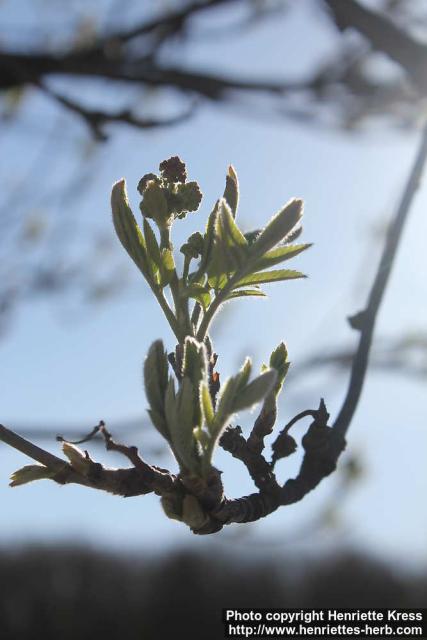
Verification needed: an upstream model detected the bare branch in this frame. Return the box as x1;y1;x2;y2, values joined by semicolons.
333;119;427;437
99;0;237;46
0;423;70;473
0;423;170;498
37;81;195;140
323;0;427;91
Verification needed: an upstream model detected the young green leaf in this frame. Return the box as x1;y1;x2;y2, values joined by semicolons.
183;283;211;311
217;198;247;249
235;357;252;395
232;369;277;412
205;358;251;442
10;464;55;487
210;377;238;434
200;382;215;428
269;341;290;392
253;243;312;271
249;198;303;259
144;340;170;441
235;269;306;287
206;199;248;288
143;218;162;276
166;376;201;473
111;179;151;279
182;337;209;430
182;338;208;388
200;200;219;271
223;165;239;218
226;289;266;300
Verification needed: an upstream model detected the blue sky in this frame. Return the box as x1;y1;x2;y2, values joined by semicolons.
0;1;426;566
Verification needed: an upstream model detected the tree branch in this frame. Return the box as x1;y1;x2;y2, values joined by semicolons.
0;423;69;472
37;81;195;141
0;423;172;497
333;119;427;437
323;0;427;91
99;0;237;46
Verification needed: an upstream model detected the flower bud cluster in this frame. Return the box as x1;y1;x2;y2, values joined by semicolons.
138;156;202;228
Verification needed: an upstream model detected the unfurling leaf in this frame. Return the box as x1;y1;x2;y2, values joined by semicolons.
223;165;239;218
226;289;266;300
144;340;169;440
200;382;215;428
165;376;200;473
235;269;305;287
235;357;252;394
269;341;290;392
182;337;208;429
250;198;303;259
143;218;162;277
253;243;312;272
218;198;247;249
207;199;248;288
62;443;92;475
182;338;208;388
111;179;151;279
232;369;277;412
184;283;211;310
10;464;56;487
211;357;252;433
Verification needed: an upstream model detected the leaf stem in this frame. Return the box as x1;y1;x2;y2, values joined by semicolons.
159;225;193;341
196;268;246;341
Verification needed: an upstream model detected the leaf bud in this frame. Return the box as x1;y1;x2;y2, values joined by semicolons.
271;433;297;464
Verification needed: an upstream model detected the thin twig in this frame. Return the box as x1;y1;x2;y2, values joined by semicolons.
37;81;195;141
0;423;68;472
99;0;235;46
56;422;102;445
333;119;427;436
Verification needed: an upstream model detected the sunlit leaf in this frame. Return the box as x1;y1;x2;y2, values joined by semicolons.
223;165;239;218
144;340;170;441
143;218;162;277
249;199;303;259
111;179;151;279
235;269;306;287
200;382;214;428
226;289;266;300
232;369;277;412
184;284;212;310
253;243;311;271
